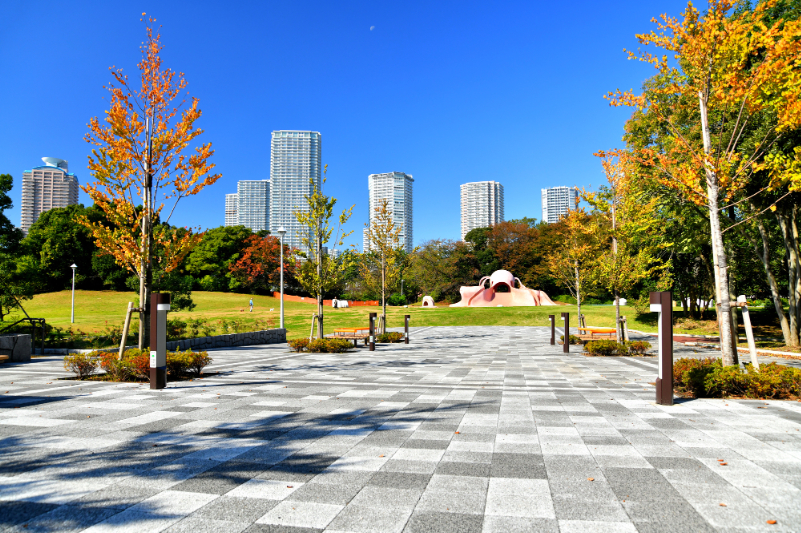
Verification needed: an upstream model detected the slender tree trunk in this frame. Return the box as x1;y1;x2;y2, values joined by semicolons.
746;215;791;344
699;91;737;366
612;202;620;342
317;226;323;339
777;207;801;346
381;251;386;334
574;262;581;333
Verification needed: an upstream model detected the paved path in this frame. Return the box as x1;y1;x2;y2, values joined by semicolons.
1;326;800;532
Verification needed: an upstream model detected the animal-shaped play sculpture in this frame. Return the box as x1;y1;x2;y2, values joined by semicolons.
450;269;556;307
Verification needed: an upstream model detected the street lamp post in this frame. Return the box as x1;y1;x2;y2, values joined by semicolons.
70;264;77;323
277;227;286;329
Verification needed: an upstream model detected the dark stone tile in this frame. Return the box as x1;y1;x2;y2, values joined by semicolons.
401;440;449;450
491;453;546;479
368;472;431;489
434;462;490;477
623;500;716;532
0;501;60;528
404;511;483;533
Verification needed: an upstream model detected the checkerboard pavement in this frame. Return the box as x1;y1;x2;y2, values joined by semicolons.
1;326;800;532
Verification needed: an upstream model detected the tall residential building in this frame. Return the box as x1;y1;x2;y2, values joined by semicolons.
235;180;270;231
225;193;238;227
270;131;322;252
20;157;79;234
460;181;504;240
541;186;578;224
363;171;414;253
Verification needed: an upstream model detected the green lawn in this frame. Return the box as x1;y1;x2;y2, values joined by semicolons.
1;290;715;341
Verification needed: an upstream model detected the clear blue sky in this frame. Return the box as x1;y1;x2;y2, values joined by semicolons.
0;0;688;249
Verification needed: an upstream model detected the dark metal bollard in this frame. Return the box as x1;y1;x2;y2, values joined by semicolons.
405;315;410;344
562;312;569;353
650;291;674;405
369;312;376;351
150;292;170;390
549;315;555;345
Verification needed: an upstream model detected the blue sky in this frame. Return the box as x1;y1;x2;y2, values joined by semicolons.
0;0;689;249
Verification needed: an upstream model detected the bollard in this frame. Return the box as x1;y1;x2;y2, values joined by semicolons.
405;315;410;344
650;291;673;405
150;292;170;390
369;312;376;351
561;312;569;353
549;315;555;345
737;295;759;371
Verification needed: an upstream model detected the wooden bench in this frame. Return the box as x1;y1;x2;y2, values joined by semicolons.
0;355;9;364
576;327;616;341
328;327;371;346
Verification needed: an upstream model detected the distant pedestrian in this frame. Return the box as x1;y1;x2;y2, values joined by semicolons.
249;298;253;312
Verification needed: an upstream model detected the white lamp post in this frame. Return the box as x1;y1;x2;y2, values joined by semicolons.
70;264;77;323
277;227;286;329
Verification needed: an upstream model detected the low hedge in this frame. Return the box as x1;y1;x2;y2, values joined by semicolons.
64;349;212;381
584;340;651;356
559;334;582;345
288;338;354;353
376;332;404;343
673;358;801;399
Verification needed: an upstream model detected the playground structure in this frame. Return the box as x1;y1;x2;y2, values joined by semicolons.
422;296;436;308
450;269;556;308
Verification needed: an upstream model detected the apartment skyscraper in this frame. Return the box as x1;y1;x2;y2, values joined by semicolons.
270;131;321;252
235;180;270;232
20;157;79;234
363;171;414;253
460;181;504;240
225;193;238;227
541;186;578;224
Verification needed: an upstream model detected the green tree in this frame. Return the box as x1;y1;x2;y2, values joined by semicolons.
0;174;36;321
361;199;405;333
186;225;254;291
0;174;23;253
293;168;354;338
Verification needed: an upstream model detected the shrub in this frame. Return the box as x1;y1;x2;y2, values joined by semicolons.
627;341;651;355
124;350;151;380
672;358;801;399
559;334;582;345
387;293;406;306
585;340;621;356
186;351;212;376
64;353;99;378
166;318;188;341
632;294;651;317
307;338;354;353
166;350;194;376
98;352;131;381
376;332;404;343
288;338;309;352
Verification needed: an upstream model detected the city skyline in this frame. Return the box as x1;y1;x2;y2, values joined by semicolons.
0;1;666;248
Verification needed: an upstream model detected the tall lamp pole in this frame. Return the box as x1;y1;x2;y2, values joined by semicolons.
70;264;77;323
277;227;286;329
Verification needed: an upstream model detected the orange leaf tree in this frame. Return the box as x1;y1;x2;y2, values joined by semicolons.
229;235;295;294
608;0;801;364
81;15;221;348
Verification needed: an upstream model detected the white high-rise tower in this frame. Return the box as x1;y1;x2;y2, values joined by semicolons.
460;181;504;240
541;186;578;224
270;131;322;252
363;171;414;253
20;157;79;234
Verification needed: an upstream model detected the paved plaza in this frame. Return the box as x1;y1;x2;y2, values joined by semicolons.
1;326;801;532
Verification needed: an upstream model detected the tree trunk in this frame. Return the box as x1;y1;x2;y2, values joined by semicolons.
699;91;737;366
381;251;386;334
749;215;792;344
574;262;581;333
317;228;324;339
776;206;801;346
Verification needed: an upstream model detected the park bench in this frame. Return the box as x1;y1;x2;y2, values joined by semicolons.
328;327;372;346
576;327;616;341
0;355;8;364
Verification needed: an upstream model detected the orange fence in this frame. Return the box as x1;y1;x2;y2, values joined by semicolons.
272;293;379;306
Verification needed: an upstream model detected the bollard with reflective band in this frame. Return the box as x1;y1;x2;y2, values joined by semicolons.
561;313;569;353
405;315;410;344
549;315;555;345
369;312;376;351
650;291;673;405
150;292;170;390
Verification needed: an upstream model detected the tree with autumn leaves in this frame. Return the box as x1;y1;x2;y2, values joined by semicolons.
81;15;220;348
609;0;801;362
229;235;295;294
